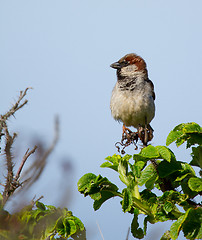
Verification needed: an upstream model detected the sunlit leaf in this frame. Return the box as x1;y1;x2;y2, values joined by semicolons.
140;145;160;159
188;177;202;192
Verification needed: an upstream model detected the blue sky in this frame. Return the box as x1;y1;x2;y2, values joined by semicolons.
0;1;202;239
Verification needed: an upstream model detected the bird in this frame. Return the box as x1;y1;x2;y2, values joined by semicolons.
110;53;155;146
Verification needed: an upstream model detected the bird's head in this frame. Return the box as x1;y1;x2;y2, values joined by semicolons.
110;53;147;78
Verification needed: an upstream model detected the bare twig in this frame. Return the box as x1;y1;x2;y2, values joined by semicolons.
0;88;31;131
14;146;37;181
2;123;17;205
96;221;104;240
31;195;44;207
126;227;130;240
1;88;34;206
21;116;59;189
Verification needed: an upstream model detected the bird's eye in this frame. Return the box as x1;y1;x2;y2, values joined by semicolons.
122;61;128;66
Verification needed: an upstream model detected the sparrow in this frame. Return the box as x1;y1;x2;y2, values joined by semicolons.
110;53;155;145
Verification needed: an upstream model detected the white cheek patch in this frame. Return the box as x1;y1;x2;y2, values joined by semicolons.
121;65;137;76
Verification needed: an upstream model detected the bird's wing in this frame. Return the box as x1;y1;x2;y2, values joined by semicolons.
145;79;155;100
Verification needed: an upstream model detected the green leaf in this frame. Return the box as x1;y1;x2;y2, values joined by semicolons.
190;146;202;168
138;163;157;186
78;173;120;210
122;188;133;213
63;218;77;237
105;154;122;164
133;154;148;162
155;146;175;162
118;159;130;185
130;161;145;178
73;216;85;231
166;130;183;146
93;189;119;211
186;133;202;148
182;208;202;239
163;201;174;214
36;201;46;211
158;160;182;178
183;122;201;133
100;162;118;171
170;214;187;240
77;173;97;194
188;177;202;192
55;217;65;236
166;122;202;148
131;214;144;239
140;145;160;159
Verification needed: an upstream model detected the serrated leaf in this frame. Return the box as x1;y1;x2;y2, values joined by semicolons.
100;162;118;171
170;214;187;240
166;130;183;146
145;173;157;190
158;160;182;178
122;154;132;161
77;173;97;193
156;146;175;162
186;133;202;148
138;163;156;186
183;122;201;133
118;159;130;185
130;161;145;178
93;189;119;211
182;208;202;239
133;154;148;162
167;122;202;148
190;146;202;168
140;145;160;159
105;154;122;163
73;216;85;231
122;188;133;213
131;214;144;239
173;123;186;131
188;177;202;192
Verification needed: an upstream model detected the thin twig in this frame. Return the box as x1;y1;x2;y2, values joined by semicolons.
96;221;104;240
126;227;130;240
14;146;37;181
0;88;31;127
31;195;44;207
21;116;59;189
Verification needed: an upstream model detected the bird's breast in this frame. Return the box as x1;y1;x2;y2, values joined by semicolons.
110;83;155;128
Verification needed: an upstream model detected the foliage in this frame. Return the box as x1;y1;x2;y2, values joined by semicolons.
0;89;85;240
78;122;202;239
0;199;85;240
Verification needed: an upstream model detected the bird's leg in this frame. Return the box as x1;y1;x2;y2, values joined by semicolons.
144;117;148;146
115;124;139;153
122;124;132;136
147;124;154;142
137;125;145;145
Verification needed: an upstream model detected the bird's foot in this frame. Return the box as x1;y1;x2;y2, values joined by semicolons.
115;125;138;154
138;124;154;146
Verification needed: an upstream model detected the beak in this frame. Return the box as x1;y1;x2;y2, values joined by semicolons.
110;62;121;69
